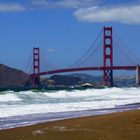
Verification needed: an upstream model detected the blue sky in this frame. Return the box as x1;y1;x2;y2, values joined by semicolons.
0;0;140;76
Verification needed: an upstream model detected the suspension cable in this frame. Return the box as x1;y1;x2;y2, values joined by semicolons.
41;49;62;71
70;29;102;68
73;39;103;68
114;28;140;64
24;51;32;74
113;40;136;65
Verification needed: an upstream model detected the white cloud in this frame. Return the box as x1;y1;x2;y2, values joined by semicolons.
0;3;26;12
74;4;140;24
32;0;98;9
47;48;55;52
0;1;139;25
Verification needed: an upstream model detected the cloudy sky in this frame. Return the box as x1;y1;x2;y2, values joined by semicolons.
0;0;140;75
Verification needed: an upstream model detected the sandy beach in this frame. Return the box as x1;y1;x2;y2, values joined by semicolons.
0;109;140;140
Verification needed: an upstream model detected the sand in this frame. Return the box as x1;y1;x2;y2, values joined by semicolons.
0;109;140;140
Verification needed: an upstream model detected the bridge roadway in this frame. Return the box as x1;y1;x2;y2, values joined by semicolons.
32;66;137;76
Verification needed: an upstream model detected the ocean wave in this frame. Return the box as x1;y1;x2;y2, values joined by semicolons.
0;87;140;118
0;93;22;102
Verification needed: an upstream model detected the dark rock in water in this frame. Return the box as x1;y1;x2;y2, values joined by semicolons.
0;64;32;88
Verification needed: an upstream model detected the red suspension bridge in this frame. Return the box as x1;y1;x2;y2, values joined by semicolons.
31;27;140;87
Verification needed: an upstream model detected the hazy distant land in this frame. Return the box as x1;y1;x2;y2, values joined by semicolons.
0;64;136;89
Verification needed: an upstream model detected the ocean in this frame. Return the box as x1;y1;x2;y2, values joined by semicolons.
0;87;140;129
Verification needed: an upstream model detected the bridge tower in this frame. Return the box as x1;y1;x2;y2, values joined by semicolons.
136;65;140;86
32;47;40;87
103;27;113;86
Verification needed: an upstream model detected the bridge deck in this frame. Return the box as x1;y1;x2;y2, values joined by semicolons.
32;66;137;76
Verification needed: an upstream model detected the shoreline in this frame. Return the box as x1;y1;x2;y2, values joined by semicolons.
1;103;140;130
0;109;140;140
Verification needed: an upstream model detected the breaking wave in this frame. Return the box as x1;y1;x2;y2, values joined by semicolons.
0;87;140;118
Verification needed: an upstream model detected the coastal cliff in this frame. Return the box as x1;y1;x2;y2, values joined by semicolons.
0;64;31;88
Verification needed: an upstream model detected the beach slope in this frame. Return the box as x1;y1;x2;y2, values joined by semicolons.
0;109;140;140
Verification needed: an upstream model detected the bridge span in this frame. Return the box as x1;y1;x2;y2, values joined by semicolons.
33;66;136;76
31;27;140;86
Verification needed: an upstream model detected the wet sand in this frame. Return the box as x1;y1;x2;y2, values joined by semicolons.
0;109;140;140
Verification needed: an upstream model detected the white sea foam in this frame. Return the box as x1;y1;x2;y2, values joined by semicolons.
0;93;22;102
0;87;140;118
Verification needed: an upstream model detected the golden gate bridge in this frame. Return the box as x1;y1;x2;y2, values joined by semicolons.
30;27;140;87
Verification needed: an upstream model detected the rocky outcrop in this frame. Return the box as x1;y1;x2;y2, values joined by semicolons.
0;64;31;88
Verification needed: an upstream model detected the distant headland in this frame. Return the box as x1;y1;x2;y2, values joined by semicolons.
0;64;135;89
